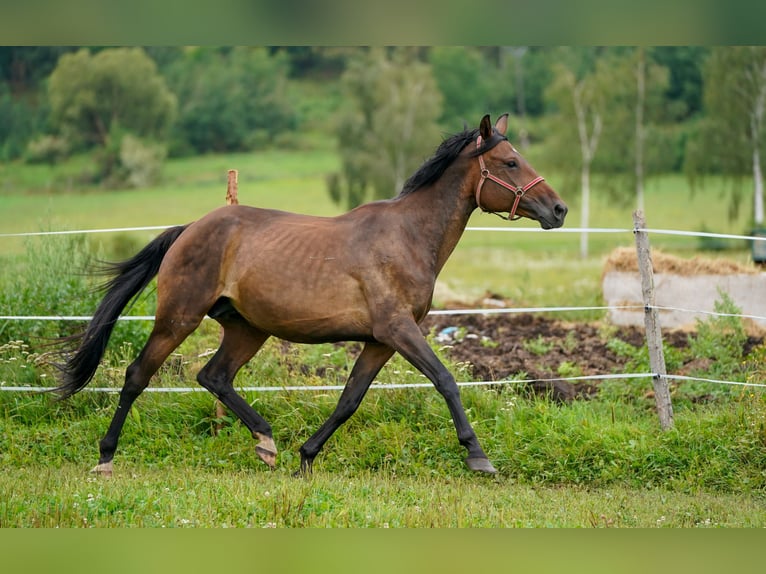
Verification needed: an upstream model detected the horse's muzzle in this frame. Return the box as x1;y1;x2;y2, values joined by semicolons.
540;201;567;229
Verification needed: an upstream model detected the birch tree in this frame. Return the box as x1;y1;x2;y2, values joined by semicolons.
687;47;766;226
546;48;670;257
329;48;443;209
546;48;605;258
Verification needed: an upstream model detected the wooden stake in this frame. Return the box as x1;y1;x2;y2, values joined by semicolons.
633;210;674;430
226;169;239;206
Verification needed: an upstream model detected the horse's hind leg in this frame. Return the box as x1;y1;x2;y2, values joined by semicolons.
197;314;275;468
93;318;200;477
297;342;394;476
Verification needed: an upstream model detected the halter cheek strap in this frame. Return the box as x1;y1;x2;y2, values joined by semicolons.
475;135;545;221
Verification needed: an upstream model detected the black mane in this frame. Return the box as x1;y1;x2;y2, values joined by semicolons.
399;126;507;196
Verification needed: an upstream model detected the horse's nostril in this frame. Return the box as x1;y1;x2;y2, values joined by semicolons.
554;203;568;220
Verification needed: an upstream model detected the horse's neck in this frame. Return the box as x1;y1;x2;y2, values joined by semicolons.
394;177;476;274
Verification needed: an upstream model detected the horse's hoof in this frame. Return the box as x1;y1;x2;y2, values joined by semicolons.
255;433;277;470
465;457;497;474
293;458;313;478
90;461;114;478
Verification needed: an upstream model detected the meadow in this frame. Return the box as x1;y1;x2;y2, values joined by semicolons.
1;140;765;527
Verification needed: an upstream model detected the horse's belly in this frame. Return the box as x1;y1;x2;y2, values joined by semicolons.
229;286;374;343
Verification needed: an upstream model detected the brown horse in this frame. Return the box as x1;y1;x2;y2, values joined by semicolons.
56;114;567;476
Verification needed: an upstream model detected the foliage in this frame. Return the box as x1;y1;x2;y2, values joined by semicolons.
116;133;167;188
47;48;177;150
329;47;443;209
687;290;748;381
684;46;766;224
24;134;70;164
0;81;50;161
165;47;295;155
429;47;494;129
43;48;177;186
602;290;750;405
649;46;708;121
0;233;155;367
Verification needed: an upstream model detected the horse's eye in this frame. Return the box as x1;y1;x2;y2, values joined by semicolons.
506;160;518;169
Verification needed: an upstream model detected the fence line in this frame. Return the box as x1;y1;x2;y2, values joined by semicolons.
2;221;765;397
0;225;175;238
5;224;766;242
4;302;766;323
3;371;765;395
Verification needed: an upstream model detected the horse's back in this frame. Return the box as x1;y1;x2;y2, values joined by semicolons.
157;204;376;342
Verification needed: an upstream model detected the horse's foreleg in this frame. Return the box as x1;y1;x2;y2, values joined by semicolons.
95;319;199;476
197;320;276;469
375;316;497;474
297;342;394;476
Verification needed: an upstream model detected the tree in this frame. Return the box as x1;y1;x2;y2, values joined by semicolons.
429;47;492;129
0;81;49;161
329;48;443;209
166;47;295;154
651;46;708;121
545;48;671;257
546;48;605;259
686;47;766;227
588;48;670;212
0;47;75;94
48;48;176;149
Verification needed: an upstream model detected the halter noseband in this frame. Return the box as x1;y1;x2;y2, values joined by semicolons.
475;135;545;221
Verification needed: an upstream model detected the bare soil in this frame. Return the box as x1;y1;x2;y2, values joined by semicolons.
420;312;762;402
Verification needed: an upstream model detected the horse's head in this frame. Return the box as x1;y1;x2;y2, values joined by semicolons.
472;114;567;229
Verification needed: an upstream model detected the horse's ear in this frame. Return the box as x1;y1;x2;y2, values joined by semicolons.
479;114;492;140
494;113;509;136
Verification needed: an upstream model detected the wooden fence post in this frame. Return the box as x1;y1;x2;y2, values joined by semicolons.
633;210;675;430
226;169;239;206
214;170;239;435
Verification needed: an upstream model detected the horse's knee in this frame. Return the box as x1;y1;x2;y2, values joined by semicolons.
121;362;149;399
197;368;227;397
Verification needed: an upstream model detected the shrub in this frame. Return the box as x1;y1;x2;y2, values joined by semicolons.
118;134;167;188
24;134;70;164
0;234;155;381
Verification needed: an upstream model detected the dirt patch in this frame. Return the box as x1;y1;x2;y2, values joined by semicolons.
420;312;745;403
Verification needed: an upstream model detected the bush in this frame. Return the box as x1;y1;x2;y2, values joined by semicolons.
166;47;295;155
118;134;167;188
48;48;176;149
0;234;155;374
0;83;50;161
24;134;70;164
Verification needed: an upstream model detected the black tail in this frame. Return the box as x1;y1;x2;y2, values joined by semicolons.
54;225;188;398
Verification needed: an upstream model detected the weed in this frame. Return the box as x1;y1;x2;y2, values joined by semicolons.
560;330;579;353
557;361;583;379
523;335;554;356
687;290;747;381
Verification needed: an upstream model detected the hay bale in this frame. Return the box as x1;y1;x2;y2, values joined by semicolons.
603;246;760;276
602;247;766;329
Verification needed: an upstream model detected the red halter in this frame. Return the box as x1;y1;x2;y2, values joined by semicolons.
475;135;545;221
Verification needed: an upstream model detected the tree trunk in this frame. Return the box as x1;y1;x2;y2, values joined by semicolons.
754;143;764;226
752;76;766;227
573;81;602;260
580;163;591;259
635;48;646;213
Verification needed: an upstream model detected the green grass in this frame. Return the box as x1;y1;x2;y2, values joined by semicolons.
1;359;765;527
2;465;763;527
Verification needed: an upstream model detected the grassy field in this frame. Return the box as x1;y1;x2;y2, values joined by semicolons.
1;142;765;528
